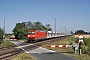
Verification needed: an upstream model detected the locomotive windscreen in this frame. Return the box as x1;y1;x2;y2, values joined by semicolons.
28;32;35;34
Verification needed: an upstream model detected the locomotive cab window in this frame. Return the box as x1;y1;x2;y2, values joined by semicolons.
28;32;35;34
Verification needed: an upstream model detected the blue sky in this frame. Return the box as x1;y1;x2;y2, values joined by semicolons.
0;0;90;33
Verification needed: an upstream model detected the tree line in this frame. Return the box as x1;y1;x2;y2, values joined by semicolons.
12;21;52;39
75;30;90;35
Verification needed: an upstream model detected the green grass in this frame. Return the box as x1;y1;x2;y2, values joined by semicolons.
0;40;14;48
83;38;90;47
67;54;90;60
58;36;75;45
11;53;36;60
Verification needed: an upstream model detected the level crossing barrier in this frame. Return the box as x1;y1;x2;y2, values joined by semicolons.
47;34;84;54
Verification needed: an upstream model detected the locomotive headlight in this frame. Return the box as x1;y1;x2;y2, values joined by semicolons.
28;35;30;37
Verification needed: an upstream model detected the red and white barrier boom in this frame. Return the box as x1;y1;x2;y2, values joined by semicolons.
47;34;84;54
47;44;73;48
47;44;78;54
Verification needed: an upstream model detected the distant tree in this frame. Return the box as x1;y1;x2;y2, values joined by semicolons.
48;28;52;31
34;22;43;30
0;28;4;44
33;22;51;30
42;25;47;30
89;32;90;34
70;31;73;35
75;30;85;35
25;21;34;29
46;24;50;28
25;21;52;31
13;22;28;39
85;32;88;34
46;24;52;31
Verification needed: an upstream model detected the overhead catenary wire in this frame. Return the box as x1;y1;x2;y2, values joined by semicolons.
0;15;21;21
1;0;56;27
0;6;34;20
0;0;56;34
5;0;42;21
5;0;23;10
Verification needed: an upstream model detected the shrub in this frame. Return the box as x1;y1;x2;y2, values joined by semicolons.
74;37;78;43
0;40;14;48
0;28;4;45
87;47;90;56
81;45;88;54
69;41;73;45
83;38;90;47
0;39;3;44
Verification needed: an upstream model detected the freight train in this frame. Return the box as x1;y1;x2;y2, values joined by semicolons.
27;30;69;43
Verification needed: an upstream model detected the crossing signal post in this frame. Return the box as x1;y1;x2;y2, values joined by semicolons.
78;34;84;55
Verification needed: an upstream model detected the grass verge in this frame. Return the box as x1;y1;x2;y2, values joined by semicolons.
11;53;36;60
45;35;90;60
0;40;14;48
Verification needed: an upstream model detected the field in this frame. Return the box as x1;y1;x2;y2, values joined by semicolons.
75;35;90;38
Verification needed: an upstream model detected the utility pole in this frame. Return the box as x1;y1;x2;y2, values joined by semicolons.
65;26;66;35
79;42;82;55
3;18;6;43
55;18;56;33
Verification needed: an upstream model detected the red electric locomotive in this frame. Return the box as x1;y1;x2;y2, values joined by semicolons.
27;30;47;42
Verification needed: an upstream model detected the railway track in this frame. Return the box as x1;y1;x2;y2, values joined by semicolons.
0;45;17;51
0;35;72;60
0;46;23;60
33;35;72;47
